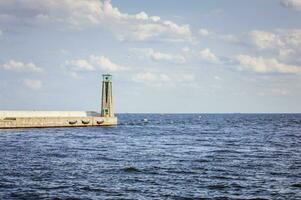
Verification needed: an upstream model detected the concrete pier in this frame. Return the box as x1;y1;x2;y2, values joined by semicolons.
0;74;117;129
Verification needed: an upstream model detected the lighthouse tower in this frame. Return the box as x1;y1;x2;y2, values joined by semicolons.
101;74;114;117
0;73;117;129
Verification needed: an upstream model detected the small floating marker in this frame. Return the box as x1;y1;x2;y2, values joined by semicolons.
143;118;148;123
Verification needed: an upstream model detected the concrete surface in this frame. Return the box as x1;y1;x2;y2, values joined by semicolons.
0;115;117;129
0;111;100;118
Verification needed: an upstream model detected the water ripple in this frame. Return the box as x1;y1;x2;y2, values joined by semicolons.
0;114;300;199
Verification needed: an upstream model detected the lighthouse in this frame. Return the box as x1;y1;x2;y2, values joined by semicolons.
101;74;114;118
0;74;117;129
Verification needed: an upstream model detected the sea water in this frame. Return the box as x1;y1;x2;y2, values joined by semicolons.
0;114;300;199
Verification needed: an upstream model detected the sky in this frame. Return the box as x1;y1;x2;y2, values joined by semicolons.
0;0;301;113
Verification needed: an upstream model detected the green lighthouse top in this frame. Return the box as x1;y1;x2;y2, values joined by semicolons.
102;74;112;82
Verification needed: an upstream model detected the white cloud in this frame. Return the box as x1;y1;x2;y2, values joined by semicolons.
278;48;295;60
198;28;237;43
117;21;191;42
245;29;301;51
281;0;301;11
199;48;220;63
282;29;301;46
0;0;192;42
135;48;186;64
133;72;168;82
1;59;42;72
90;55;123;71
69;72;83;79
23;79;43;90
198;28;301;56
66;55;124;73
248;30;284;49
0;0;103;28
66;59;94;71
182;47;191;53
214;76;222;80
198;28;211;37
242;29;301;64
132;72;195;86
236;54;301;74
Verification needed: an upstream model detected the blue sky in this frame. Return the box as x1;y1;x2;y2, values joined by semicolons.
0;0;300;113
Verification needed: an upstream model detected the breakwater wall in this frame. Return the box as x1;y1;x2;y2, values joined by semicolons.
0;116;117;129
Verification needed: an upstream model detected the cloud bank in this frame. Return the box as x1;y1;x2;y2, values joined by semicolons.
0;0;191;42
1;60;42;72
66;55;124;72
236;54;301;74
281;0;301;11
134;48;186;64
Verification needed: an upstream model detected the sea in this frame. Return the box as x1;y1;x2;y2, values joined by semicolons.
0;114;300;200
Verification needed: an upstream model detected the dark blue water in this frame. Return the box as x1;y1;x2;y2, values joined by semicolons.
0;114;300;200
